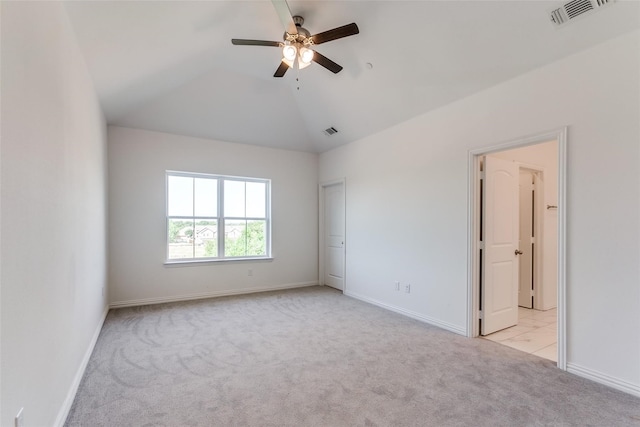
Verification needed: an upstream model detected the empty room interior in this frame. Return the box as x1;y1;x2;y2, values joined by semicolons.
1;1;639;426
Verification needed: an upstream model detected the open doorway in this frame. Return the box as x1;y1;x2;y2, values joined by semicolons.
481;145;557;360
467;129;567;369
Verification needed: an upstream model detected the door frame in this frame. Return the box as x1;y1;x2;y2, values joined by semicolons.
319;179;346;292
467;128;567;369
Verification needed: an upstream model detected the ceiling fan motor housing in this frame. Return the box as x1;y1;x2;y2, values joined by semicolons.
285;16;311;41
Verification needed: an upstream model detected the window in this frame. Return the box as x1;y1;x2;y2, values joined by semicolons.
166;171;270;262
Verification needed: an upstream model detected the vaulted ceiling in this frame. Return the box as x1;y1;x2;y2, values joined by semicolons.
64;1;640;153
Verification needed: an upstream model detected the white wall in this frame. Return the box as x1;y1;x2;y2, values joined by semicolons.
0;2;108;426
108;126;318;305
320;31;640;394
492;140;558;310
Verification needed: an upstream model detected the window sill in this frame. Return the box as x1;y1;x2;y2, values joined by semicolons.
164;257;273;267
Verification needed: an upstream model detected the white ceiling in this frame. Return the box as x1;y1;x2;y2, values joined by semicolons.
64;0;640;153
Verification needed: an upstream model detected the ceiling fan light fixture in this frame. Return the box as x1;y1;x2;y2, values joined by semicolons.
231;5;359;78
283;44;297;61
299;47;314;64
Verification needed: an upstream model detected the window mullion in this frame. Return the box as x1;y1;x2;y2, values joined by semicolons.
192;178;196;259
245;182;249;256
218;179;224;258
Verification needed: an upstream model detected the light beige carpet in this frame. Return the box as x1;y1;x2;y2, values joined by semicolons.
65;286;640;426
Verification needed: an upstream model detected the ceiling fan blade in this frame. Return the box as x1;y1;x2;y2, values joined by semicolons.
312;52;343;74
231;39;281;47
274;61;289;78
271;0;297;35
311;23;359;45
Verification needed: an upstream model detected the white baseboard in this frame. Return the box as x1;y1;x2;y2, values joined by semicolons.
567;363;640;398
344;290;467;336
109;281;319;309
54;305;109;427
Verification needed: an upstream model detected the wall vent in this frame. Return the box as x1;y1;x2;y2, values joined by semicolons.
323;127;338;136
549;0;613;26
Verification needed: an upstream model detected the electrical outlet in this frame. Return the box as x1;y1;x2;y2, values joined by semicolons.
15;408;24;427
394;281;400;291
405;283;411;293
248;269;253;277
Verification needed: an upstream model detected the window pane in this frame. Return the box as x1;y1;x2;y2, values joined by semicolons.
167;173;269;261
167;218;194;259
246;220;266;256
224;220;246;257
224;180;245;217
246;182;266;218
194;219;218;258
168;176;193;216
194;178;217;217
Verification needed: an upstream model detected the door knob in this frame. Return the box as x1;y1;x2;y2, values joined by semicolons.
515;249;523;255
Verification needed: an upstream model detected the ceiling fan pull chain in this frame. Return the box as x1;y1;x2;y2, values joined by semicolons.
295;64;301;91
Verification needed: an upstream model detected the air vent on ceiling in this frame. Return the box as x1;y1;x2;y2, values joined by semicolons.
323;127;338;136
549;0;613;26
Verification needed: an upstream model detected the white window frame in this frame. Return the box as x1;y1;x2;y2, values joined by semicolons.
165;171;271;264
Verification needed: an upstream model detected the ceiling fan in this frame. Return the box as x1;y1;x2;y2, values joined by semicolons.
231;0;359;78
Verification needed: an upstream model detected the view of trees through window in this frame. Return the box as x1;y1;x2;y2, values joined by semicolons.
166;173;269;260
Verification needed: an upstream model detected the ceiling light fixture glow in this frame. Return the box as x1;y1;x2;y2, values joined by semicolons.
282;44;297;61
299;47;314;64
281;41;316;71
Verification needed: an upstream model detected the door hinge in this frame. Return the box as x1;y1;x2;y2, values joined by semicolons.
479;241;484;250
478;310;484;320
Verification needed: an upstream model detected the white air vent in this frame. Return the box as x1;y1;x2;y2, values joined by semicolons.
549;0;613;26
323;127;338;136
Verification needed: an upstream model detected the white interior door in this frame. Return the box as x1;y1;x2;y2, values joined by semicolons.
482;156;520;335
518;170;534;308
324;183;345;290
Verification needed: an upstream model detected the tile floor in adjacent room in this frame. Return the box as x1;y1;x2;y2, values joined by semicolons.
483;307;557;362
